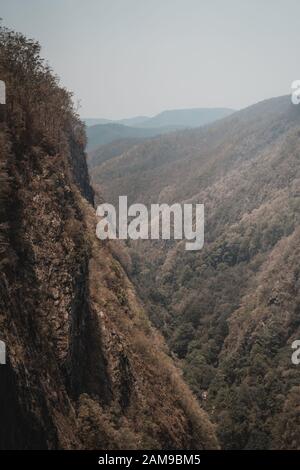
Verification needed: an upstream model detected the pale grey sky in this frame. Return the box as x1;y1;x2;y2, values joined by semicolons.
0;0;299;118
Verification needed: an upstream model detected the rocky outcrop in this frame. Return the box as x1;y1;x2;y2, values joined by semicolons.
0;25;218;450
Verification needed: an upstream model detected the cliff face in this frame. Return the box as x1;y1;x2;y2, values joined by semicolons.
0;26;217;450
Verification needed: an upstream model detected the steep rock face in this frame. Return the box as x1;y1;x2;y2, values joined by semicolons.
0;26;218;450
68;129;94;204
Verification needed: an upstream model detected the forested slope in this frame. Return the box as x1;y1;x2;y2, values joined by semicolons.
90;95;300;449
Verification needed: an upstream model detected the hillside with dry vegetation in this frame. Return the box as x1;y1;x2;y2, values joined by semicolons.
90;95;300;449
0;25;218;450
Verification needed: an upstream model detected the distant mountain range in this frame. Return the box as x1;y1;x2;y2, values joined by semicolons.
86;122;178;151
85;107;235;151
135;107;235;128
84;115;149;127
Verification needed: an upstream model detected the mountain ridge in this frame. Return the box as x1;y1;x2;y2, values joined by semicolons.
86;122;179;152
85;107;236;151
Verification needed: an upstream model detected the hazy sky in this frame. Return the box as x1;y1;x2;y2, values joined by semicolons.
1;0;299;118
